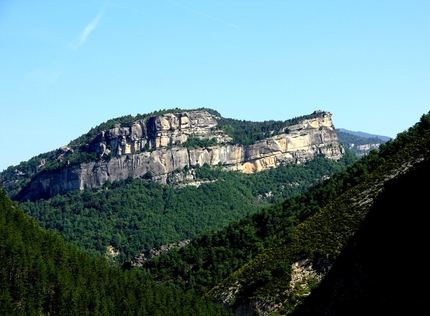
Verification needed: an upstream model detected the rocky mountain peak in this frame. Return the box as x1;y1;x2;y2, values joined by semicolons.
16;109;344;200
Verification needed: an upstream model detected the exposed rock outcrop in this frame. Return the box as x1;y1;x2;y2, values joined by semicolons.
132;240;191;266
18;110;344;200
90;111;227;157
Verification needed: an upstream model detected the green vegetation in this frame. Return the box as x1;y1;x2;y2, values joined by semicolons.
18;154;352;262
182;135;218;148
141;149;380;295
142;112;430;314
336;129;386;156
292;138;430;316
215;111;324;145
0;188;233;316
4;109;429;315
0;108;323;199
206;112;430;314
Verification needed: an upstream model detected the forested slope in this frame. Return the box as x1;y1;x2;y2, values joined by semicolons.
3;109;429;316
142;112;430;315
292;142;430;315
141;142;384;295
204;114;430;314
1;108;352;261
17;154;352;261
0;188;232;316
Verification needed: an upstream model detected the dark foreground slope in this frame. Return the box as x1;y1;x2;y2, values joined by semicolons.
292;153;430;316
202;114;430;315
0;188;232;316
203;114;430;315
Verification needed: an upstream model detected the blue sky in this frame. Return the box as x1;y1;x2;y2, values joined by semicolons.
1;0;429;171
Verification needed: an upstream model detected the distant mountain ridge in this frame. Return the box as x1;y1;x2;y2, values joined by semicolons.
337;128;391;141
336;128;388;156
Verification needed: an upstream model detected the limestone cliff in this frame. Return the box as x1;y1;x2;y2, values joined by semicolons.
89;110;228;156
18;110;344;200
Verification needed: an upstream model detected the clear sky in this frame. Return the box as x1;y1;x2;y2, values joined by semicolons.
1;0;429;171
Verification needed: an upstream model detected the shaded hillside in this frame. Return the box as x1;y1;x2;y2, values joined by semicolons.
142;139;385;295
292;152;430;316
203;114;430;315
0;188;232;316
140;112;430;315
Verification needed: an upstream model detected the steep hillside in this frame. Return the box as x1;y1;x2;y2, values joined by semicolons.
139;142;385;297
140;112;430;315
0;188;232;316
17;154;351;261
2;110;429;315
203;114;430;315
292;147;430;315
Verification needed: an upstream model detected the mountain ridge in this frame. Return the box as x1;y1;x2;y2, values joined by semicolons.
4;109;344;201
203;114;430;315
336;129;388;156
3;109;355;260
337;128;391;141
141;112;430;315
1;110;430;315
206;132;428;314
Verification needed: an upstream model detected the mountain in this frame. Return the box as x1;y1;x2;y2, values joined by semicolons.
0;187;232;316
1;109;354;261
337;128;391;141
6;109;343;201
336;129;388;156
2;111;429;315
292;147;430;315
140;112;430;315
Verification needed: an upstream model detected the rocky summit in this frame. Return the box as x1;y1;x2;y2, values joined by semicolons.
18;110;344;200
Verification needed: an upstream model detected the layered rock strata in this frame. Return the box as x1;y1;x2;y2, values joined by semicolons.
19;110;344;200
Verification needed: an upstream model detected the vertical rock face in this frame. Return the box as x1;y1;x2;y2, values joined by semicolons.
19;110;344;200
91;111;223;157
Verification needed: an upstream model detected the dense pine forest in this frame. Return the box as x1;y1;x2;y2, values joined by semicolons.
292;140;430;315
2;109;429;315
141;144;384;294
0;188;233;315
1;109;358;261
16;154;353;261
141;112;430;313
